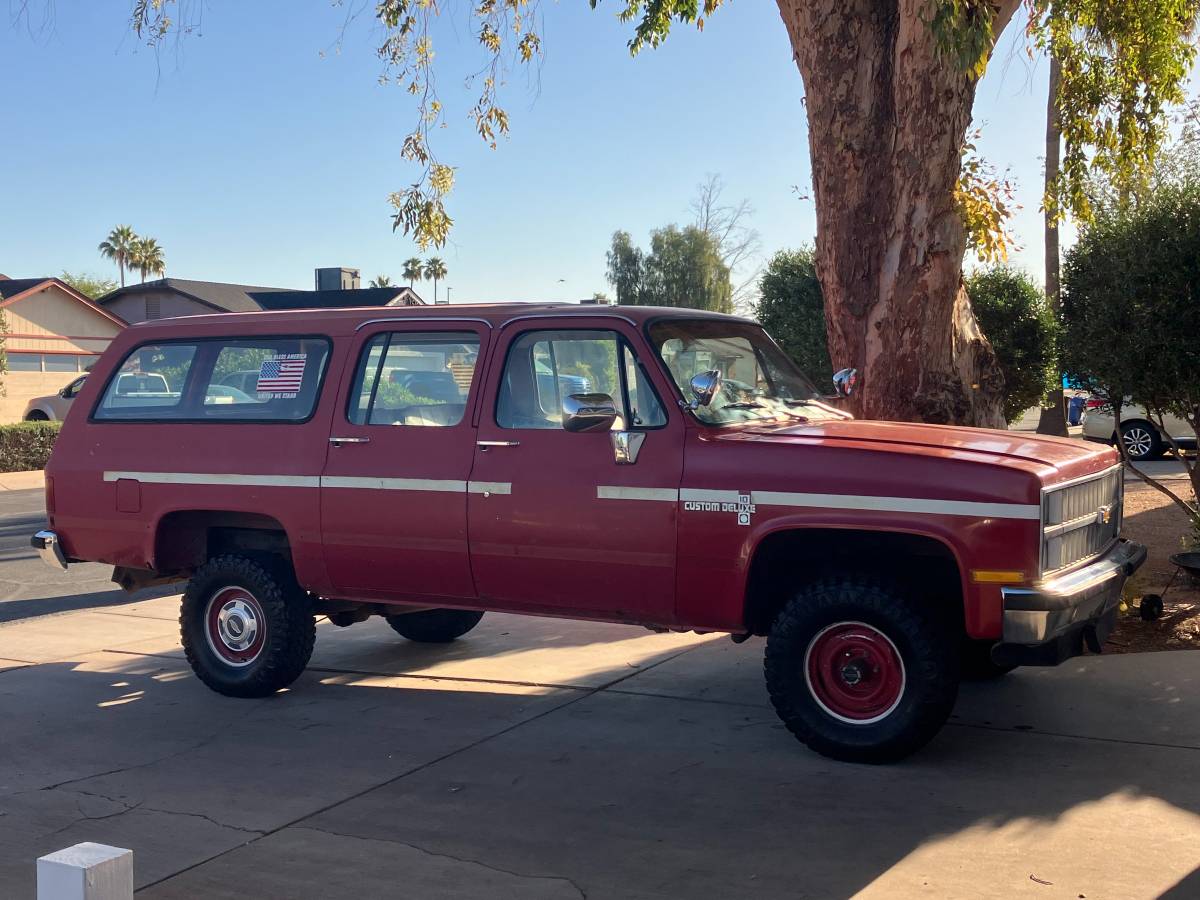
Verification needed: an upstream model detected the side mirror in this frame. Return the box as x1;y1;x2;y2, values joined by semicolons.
832;367;858;398
562;393;619;433
688;369;722;409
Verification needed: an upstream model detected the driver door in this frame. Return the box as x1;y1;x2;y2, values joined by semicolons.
467;325;684;622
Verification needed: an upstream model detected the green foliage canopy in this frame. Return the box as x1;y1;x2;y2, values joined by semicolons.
60;271;117;300
606;225;732;313
964;267;1059;423
754;249;832;387
1061;177;1200;525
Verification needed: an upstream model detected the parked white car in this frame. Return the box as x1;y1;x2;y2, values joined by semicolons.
1081;399;1196;461
23;374;88;421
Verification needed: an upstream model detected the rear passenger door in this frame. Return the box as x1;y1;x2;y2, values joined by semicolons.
319;324;487;601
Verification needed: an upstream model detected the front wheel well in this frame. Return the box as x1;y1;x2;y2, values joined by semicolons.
743;529;964;637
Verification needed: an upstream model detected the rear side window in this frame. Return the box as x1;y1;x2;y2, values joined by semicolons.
348;332;480;426
94;337;331;422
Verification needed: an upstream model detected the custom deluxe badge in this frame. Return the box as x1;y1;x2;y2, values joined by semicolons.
683;492;756;526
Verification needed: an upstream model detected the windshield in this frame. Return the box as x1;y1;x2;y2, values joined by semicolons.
649;319;839;426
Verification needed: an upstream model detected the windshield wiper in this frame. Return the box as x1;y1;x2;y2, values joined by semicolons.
722;401;766;410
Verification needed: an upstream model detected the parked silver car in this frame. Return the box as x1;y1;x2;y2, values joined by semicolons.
23;375;88;421
1081;399;1195;461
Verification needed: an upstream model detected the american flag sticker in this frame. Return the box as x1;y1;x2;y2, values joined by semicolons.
256;354;307;397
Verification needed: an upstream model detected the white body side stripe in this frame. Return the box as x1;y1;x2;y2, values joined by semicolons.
597;486;680;502
104;471;511;495
321;476;466;493
749;490;1040;520
104;471;321;489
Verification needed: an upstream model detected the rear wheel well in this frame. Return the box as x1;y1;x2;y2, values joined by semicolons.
743;529;964;637
154;510;292;576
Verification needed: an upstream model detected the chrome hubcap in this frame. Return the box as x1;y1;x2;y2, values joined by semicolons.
204;587;265;668
217;600;259;651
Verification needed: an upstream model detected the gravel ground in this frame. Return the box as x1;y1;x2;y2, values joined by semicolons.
1107;478;1200;654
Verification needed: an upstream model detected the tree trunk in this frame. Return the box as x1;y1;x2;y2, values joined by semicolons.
1036;54;1069;436
776;0;1019;427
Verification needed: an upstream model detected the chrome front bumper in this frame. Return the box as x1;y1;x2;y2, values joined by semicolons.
31;530;68;571
993;538;1146;667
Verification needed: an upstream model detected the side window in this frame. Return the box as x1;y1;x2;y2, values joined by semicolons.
497;330;665;430
348;331;480;427
93;337;331;422
94;343;197;418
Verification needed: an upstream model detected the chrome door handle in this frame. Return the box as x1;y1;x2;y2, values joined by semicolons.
329;436;371;445
476;440;520;448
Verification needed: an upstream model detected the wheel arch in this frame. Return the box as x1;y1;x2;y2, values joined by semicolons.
152;509;294;576
742;524;968;637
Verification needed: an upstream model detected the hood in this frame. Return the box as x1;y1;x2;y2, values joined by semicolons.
717;418;1117;483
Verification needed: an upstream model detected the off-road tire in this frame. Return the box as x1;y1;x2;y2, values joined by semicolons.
960;638;1016;681
181;555;315;698
24;410;48;421
764;576;959;764
386;608;484;643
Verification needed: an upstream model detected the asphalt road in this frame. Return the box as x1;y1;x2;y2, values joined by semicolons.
0;488;172;623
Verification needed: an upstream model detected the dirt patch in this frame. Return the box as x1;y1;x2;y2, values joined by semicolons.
1106;479;1200;654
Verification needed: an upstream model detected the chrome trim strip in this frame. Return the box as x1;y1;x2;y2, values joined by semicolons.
597;486;679;502
1040;463;1123;495
750;490;1041;520
321;476;467;493
354;316;493;331
499;311;639;328
104;471;321;488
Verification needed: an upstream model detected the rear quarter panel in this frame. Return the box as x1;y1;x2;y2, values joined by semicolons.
46;319;352;593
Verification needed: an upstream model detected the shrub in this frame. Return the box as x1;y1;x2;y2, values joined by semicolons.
1062;178;1200;540
0;421;62;472
755;248;833;387
964;267;1059;424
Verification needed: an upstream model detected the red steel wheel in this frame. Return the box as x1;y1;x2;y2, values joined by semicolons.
803;621;906;725
204;585;267;667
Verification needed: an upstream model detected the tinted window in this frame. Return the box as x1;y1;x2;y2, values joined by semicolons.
497;329;665;430
94;337;330;422
348;332;479;427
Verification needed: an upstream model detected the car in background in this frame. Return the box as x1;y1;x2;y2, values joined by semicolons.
1081;399;1195;461
23;374;88;421
215;369;265;396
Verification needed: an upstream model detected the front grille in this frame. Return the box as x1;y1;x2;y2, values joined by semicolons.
1042;467;1123;576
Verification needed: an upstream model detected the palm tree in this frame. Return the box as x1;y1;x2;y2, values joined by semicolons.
423;257;447;304
98;225;137;287
402;257;424;289
129;237;166;284
369;275;393;288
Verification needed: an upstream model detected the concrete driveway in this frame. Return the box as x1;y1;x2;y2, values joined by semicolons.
1;482;1199;898
1;594;1199;899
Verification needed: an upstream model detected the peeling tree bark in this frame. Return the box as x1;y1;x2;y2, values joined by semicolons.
776;0;1018;427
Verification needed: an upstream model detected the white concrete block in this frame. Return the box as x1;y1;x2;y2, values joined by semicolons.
37;843;133;900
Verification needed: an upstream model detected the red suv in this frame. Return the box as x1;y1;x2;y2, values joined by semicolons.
33;304;1143;762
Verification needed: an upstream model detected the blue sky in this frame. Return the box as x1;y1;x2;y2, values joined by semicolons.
2;2;1185;302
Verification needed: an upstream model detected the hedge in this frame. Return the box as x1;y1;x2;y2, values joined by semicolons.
0;421;62;473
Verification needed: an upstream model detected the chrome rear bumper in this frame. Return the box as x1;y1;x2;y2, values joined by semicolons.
31;530;68;571
993;538;1146;667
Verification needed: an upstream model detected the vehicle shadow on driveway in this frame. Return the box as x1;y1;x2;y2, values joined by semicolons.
0;626;1198;898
